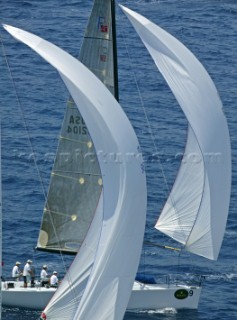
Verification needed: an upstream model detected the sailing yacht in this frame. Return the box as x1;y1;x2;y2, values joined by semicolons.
1;1;230;318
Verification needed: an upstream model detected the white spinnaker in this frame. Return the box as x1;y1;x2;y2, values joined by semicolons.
120;6;231;260
45;195;103;319
156;126;204;246
4;24;147;320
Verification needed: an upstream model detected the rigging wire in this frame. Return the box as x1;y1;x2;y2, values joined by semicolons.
0;29;73;279
0;29;48;202
118;14;172;219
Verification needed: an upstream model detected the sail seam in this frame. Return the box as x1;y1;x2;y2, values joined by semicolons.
60;136;92;144
51;172;101;181
84;36;112;41
53;170;101;176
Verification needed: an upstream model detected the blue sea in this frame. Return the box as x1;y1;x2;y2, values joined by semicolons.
0;0;236;319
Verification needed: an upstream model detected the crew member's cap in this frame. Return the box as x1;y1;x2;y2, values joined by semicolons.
53;271;57;274
27;259;32;263
43;264;47;268
16;261;21;265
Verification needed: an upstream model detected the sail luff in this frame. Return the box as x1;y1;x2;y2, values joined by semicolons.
121;5;231;260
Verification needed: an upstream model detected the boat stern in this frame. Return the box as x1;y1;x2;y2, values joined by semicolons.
128;282;202;310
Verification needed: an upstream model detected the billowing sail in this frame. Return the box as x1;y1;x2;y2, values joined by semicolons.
3;24;146;320
36;0;118;254
121;5;231;260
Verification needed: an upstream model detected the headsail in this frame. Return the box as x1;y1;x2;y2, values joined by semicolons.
3;23;147;320
36;0;118;254
121;5;231;260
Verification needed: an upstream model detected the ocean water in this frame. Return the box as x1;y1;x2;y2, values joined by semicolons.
0;0;236;319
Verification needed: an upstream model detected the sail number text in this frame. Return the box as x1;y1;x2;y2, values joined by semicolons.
67;115;87;135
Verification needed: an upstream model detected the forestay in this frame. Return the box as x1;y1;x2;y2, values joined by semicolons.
121;5;231;260
3;24;147;320
37;0;118;254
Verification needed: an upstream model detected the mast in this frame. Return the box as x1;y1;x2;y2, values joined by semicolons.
111;0;119;101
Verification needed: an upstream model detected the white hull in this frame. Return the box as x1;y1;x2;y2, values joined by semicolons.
128;281;201;310
2;280;201;311
2;281;56;310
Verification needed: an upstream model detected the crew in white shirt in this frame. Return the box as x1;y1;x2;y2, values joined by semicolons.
23;259;32;288
12;261;22;280
40;264;50;286
50;271;58;287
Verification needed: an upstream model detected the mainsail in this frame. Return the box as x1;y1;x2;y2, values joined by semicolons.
36;0;118;254
3;22;147;320
121;5;231;260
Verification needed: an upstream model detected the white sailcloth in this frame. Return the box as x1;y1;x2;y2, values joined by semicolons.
121;5;231;260
3;24;147;320
43;194;104;318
